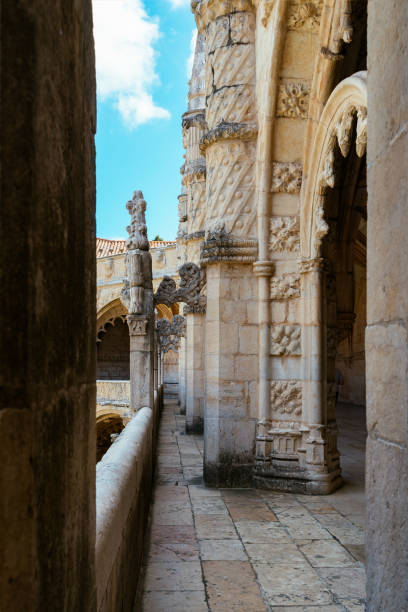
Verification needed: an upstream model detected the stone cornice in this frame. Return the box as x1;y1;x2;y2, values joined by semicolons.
199;121;258;153
201;236;258;265
192;0;255;32
182;110;206;130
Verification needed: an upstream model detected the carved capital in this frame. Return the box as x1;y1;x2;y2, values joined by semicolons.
127;315;148;336
253;261;275;278
199;122;257;153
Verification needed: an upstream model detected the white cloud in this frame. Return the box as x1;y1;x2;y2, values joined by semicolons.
92;0;170;128
167;0;190;8
186;28;198;78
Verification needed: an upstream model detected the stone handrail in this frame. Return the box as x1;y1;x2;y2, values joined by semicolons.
95;406;153;611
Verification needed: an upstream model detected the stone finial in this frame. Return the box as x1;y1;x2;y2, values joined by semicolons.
122;190;153;316
125;190;149;251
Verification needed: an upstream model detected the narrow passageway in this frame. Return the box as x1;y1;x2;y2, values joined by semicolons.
136;401;366;611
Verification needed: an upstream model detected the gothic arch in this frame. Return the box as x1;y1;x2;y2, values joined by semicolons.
301;71;367;258
97;298;128;341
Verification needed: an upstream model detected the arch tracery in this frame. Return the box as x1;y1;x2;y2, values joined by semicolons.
301;70;367;259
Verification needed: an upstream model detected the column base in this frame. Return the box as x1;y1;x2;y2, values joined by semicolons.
254;467;343;495
204;461;254;488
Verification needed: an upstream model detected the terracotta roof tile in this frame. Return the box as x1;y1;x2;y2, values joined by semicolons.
96;237;175;258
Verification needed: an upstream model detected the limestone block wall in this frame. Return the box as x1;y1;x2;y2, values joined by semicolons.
366;0;408;608
96;407;153;612
0;1;97;609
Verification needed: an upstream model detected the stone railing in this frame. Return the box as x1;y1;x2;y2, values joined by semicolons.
95;405;155;611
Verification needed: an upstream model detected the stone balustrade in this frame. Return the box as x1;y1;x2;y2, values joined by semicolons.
95;405;155;611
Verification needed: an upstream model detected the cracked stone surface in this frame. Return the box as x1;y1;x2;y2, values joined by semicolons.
136;401;366;610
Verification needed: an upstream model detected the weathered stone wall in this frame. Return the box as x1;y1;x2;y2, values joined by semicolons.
366;0;408;608
0;1;96;610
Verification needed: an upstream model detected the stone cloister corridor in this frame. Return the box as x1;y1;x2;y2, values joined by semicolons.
2;1;408;611
136;399;366;611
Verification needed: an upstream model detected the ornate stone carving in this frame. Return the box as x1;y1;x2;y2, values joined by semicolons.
121;191;153;316
201;235;258;265
336;108;354;157
321;148;336;190
182;111;206;130
277;82;310;119
270;325;301;355
271;162;302;193
127;316;148;336
288;1;323;33
192;0;255;33
299;257;325;274
270;274;300;300
269;217;300;253
261;0;274;27
156;315;186;353
176;262;207;314
182;160;206;186
271;381;302;416
199;122;258;153
178;193;188;223
154;277;177;308
356;106;367;157
154;263;207;314
205;139;256;237
125;190;149;251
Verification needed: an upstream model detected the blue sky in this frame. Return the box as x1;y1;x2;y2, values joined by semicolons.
93;0;196;240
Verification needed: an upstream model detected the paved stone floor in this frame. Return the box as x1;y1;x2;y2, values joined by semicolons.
137;401;366;611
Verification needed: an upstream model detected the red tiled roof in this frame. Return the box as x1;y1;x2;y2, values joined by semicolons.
96;238;175;258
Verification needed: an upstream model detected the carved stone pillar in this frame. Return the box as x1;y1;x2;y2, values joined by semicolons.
185;309;205;433
121;191;155;413
193;0;258;486
128;315;154;411
299;257;341;492
178;335;187;414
